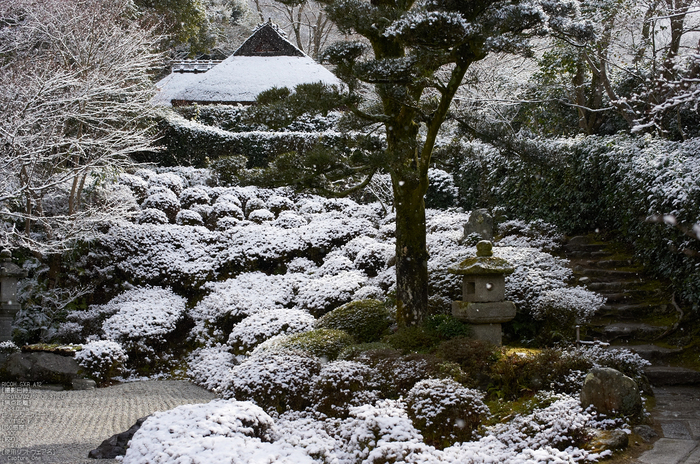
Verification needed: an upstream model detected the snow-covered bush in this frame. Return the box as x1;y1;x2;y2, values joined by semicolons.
137;207;169;224
497;219;564;251
0;341;19;354
267;195;295;216
354;243;392;277
315;299;392;343
228;308;315;354
254;329;355;361
406;378;488;448
248;208;275;223
75;340;127;384
356;350;446;399
149;172;185;196
118;173;148;202
209;200;244;223
190;272;299;340
176;209;204;226
223;350;322;413
533;287;606;325
122;400;305;464
244;197;266;217
426;168;458;209
100;286;187;356
142;188;180;222
312;360;379;418
316;253;354;276
274;210;308;229
286;257;317;274
296;271;368;317
179;186;211;209
335;400;428;464
187;344;238;393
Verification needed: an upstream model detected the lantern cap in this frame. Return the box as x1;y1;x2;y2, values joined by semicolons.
448;241;515;276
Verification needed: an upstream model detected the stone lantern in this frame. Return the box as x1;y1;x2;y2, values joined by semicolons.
449;241;516;346
0;249;26;342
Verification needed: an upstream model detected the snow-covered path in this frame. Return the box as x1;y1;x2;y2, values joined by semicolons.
0;381;215;464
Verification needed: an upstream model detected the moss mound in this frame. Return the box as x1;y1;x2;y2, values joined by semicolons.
316;299;392;343
270;328;355;361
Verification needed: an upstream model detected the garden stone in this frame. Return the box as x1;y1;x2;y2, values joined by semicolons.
580;367;642;416
463;209;493;241
587;428;629;452
633;425;658;442
72;378;97;390
88;416;150;459
3;351;80;386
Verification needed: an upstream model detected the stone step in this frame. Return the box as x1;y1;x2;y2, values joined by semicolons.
566;250;615;259
593;322;669;341
644;366;700;386
618;344;683;362
580;268;644;280
572;258;638;269
596;289;667;303
597;302;670;318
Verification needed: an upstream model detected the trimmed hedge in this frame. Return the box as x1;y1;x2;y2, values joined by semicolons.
452;135;700;309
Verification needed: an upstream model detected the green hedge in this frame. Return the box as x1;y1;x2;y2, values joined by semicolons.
452;135;700;309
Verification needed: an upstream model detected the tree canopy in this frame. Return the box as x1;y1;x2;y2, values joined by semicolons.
246;0;590;325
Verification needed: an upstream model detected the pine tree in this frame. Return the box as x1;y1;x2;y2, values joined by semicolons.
253;0;591;325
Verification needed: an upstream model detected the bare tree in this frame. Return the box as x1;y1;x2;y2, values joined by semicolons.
0;0;163;255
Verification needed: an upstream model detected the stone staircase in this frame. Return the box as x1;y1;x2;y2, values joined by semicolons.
561;235;699;385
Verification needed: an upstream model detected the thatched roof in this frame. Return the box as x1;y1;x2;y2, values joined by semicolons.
154;23;341;106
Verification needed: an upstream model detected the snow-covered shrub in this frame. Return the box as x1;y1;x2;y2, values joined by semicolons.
75;340;127;384
190;272;298;340
315;299;392;343
296;270;368;317
0;341;19;354
209;200;244;224
118;173;148;202
227;308;315;354
267;195;295;216
560;345;651;392
189;203;213;222
533;287;606;325
100;286;187;356
286;257;317;274
122;400;305;464
352;285;386;301
179;186;211;209
356;350;445;399
137;208;169;224
426;168;458;209
488;392;591;452
341;236;380;260
213;192;242;208
297;199;325;215
187;344;238;393
406;378;488;448
497;219;564;251
142;188;180;222
223;350;322;413
149;172;185;196
248;208;275;223
254;329;355;361
354;243;392;277
316;253;354;276
244;197;266;217
335;400;427;464
312;360;378;418
274;210;308;229
176;209;204;226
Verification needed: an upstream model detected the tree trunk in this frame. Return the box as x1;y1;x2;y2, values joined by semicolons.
393;177;429;326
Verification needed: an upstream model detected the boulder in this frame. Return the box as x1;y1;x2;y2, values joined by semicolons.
633;425;658;443
1;352;80;386
463;209;493;241
580;367;642;416
88;416;149;459
587;429;629;453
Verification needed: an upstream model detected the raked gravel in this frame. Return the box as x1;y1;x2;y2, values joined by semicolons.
0;380;216;464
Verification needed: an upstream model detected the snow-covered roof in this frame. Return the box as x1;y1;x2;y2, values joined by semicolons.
153;23;342;106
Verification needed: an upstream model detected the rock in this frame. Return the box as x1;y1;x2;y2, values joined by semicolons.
580;367;642;416
72;378;96;390
88;416;150;459
463;209;493;241
587;429;629;452
2;352;80;386
633;425;658;443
